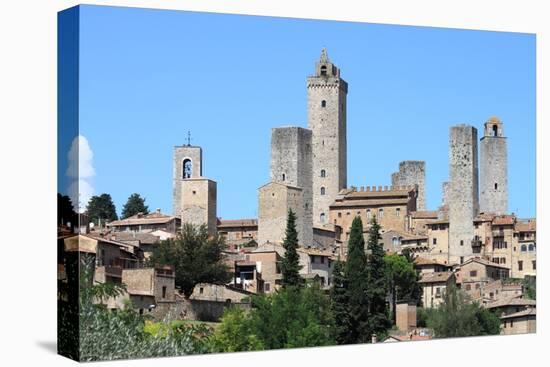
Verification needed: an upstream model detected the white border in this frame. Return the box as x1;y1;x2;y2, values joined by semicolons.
0;1;546;366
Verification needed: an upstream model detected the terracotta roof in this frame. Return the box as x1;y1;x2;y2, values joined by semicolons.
515;219;536;232
330;198;409;208
492;215;516;226
474;213;496;222
344;187;415;198
105;231;161;245
418;272;454;284
218;219;258;228
107;212;178;226
426;219;449;225
411;211;439;219
460;257;510;270
486;296;536;309
298;248;334;257
500;308;536;319
414;256;449;267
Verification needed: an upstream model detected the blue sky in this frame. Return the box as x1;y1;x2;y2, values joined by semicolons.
74;5;536;219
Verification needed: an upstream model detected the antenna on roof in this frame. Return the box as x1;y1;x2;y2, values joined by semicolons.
186;130;192;146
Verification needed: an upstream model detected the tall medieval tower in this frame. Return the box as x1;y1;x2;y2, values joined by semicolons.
448;124;479;265
479;116;508;215
307;49;348;227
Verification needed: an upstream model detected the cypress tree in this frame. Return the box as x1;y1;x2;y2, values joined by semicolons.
345;216;370;343
366;216;391;341
280;209;303;288
330;258;351;344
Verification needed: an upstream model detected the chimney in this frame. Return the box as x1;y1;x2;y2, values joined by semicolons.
156;208;161;214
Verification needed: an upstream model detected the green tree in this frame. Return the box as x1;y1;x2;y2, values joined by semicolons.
212;285;333;352
384;253;421;323
91;282;127;305
329;258;351;344
121;193;149;219
366;216;391;340
345;216;370;343
85;193;118;225
280;209;303;288
426;283;500;338
58;193;77;227
150;223;231;298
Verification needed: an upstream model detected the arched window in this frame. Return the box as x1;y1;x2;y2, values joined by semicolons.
521;244;527;252
320;213;326;223
282;173;286;181
320;169;326;178
366;209;371;220
320;65;327;76
492;125;498;137
392;236;398;246
378;208;384;219
528;244;534;252
321;100;326;108
183;159;192;179
320;187;326;195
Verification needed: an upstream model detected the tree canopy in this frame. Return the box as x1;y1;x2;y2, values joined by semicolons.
149;223;231;298
85;193;118;225
329;257;351;344
384;253;421;322
58;193;77;227
121;193;149;219
280;209;303;288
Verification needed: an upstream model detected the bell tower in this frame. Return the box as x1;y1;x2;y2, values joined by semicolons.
480;116;508;215
307;48;348;227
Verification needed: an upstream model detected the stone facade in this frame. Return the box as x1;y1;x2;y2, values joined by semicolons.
392;161;426;210
448;124;479;265
180;178;217;236
480;116;508;215
269;127;313;246
257;182;306;246
307;49;348;227
173;145;202;216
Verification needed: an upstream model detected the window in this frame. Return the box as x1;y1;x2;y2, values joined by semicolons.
475;283;480;289
460;240;464;246
521;244;527;252
501;257;506;264
321;256;325;264
492;124;498;137
532;260;536;270
162;286;167;299
311;256;316;264
338;212;342;218
396;208;400;217
264;283;270;292
528;244;534;252
199;287;204;294
320;169;326;178
465;284;471;291
470;270;477;277
183;159;192;178
321;100;326;108
510;320;514;328
436;287;441;296
320;187;326;195
518;261;523;271
392;237;399;246
192;190;196;195
460;256;464;264
320;65;327;76
494;183;498;190
433;238;437;245
366;210;371;220
282;173;286;181
320;213;326;223
379;208;384;219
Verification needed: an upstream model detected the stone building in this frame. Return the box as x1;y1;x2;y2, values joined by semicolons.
268;126;313;247
122;266;175;314
391;160;426;210
480;116;508;215
418;272;456;309
448;124;479;265
217;218;258;249
308;49;348;227
257;182;305;246
329;185;418;256
172;144;217;236
107;209;180;233
455;257;510;299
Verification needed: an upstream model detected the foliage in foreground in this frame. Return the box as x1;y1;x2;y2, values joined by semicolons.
210;285;333;352
424;284;501;338
149;223;231;298
280;209;303;288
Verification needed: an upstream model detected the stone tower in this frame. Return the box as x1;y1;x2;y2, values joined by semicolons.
268;126;313;247
173;144;217;236
479;116;508;215
307;48;348;227
448;125;479;265
391;160;426;210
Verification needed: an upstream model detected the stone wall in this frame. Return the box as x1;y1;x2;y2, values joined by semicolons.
391;161;426;210
180;178;217;236
448;125;479;264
